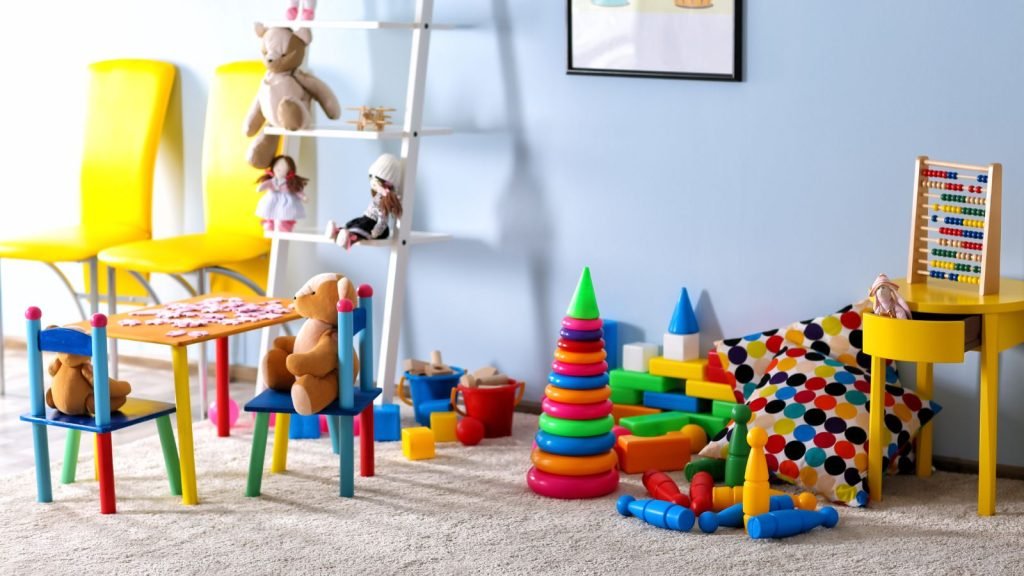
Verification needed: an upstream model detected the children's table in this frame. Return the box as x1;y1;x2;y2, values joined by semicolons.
887;277;1024;516
71;293;299;505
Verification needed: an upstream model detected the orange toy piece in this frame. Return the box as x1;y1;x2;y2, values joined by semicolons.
743;427;770;530
690;470;715;515
553;348;607;365
544;384;610;405
611;403;661;424
614;432;690;474
531;448;618;477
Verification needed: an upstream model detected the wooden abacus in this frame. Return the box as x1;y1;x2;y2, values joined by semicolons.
907;156;1002;295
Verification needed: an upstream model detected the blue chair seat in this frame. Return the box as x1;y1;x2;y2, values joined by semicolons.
245;387;381;417
20;398;176;434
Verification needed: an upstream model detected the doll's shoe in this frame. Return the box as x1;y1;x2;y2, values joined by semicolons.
285;6;299;20
324;219;339;240
301;8;315;20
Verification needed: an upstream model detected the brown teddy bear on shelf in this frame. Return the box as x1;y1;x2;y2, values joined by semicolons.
262;273;359;415
46;331;132;416
244;23;341;169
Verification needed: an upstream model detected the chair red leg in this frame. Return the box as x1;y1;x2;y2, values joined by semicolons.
216;337;230;437
360;405;374;477
96;433;115;514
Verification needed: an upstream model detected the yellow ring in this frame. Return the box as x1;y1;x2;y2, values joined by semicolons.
544;384;610;405
531;448;617;476
553;349;608;364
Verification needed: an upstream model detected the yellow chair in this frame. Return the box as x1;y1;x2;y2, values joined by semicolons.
0;59;176;394
863;312;970;504
97;61;276;408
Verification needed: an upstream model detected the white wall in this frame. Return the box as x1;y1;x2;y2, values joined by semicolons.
2;0;1022;466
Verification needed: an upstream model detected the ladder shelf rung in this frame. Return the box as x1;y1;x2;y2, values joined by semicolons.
260;20;456;30
264;126;453;140
265;230;452;247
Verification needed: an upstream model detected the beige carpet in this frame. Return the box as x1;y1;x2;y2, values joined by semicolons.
2;412;1023;576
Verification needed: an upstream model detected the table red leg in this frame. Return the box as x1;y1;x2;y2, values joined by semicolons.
216;337;230;437
97;433;116;514
360;405;374;477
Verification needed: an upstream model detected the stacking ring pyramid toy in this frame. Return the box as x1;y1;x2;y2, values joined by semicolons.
527;267;619;499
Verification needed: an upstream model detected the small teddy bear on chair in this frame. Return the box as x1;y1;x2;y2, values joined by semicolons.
262;273;360;415
46;329;132;416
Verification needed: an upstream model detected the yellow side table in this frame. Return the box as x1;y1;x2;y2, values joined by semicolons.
871;278;1024;516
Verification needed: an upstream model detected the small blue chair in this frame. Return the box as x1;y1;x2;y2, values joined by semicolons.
20;308;180;514
245;284;380;498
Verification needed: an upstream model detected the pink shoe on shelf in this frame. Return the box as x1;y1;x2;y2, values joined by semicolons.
285;6;299;20
262;219;275;232
301;8;315;20
279;220;296;232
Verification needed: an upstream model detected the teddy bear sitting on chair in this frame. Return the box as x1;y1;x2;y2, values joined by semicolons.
46;329;132;416
262;273;359;415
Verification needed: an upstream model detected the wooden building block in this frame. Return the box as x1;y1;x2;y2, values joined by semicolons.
401;427;436;460
648;356;706;380
429;411;458;443
663;333;700;362
712;399;739;419
610;385;645;406
609;369;684;393
615;432;691;474
619;412;689;437
684;413;730;438
622;342;660;373
611;403;661;424
686;379;737;403
643;391;710;414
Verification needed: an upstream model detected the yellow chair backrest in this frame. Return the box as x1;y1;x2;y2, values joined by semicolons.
80;59;176;236
863;313;966;364
203;61;277;238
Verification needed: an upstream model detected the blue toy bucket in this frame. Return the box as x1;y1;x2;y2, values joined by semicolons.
397;367;466;426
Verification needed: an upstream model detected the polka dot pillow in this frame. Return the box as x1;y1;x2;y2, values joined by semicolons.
712;329;788;389
783;299;873;371
698;347;941;507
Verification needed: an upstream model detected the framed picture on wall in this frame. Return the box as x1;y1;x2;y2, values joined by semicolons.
567;0;743;81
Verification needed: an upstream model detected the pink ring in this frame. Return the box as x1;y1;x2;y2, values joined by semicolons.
552;360;608;377
542;398;613;420
561;317;603;331
527;466;619;499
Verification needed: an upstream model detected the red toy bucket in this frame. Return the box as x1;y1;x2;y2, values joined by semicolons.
451;379;525;438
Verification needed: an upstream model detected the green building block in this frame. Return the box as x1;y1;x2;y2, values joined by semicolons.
609;369;684;393
619;412;689;437
610;385;645;405
686;413;730;438
711;400;740;419
685;457;726;482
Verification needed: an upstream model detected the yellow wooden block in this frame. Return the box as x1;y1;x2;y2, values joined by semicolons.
401;427;436;460
648;356;707;380
430;411;458;443
611;403;661;424
685;379;736;402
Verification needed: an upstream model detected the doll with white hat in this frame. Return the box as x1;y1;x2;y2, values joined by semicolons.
326;153;404;249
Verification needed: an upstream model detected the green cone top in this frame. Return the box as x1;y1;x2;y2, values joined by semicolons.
566;267;600;320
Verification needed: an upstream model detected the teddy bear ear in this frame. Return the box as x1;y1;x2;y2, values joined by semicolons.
294;28;313;45
254;22;268;38
337;277;355;301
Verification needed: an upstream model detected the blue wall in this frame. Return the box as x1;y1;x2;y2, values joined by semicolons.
2;0;1021;465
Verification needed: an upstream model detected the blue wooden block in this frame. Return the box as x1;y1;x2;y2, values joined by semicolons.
603;318;620;370
415;398;452;427
289;414;322;439
642;391;710;413
375;404;401;441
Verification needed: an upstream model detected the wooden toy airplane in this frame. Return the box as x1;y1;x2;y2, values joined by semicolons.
347;106;396;131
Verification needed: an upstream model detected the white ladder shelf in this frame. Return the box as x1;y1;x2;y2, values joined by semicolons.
257;0;449;404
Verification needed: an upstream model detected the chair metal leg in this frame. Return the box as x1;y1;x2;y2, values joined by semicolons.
44;262;87;320
31;423;52;503
156;415;182;496
107;266;119;380
271;413;290;473
360;405;374;477
216;337;230;437
61;429;82;484
246;412;270;497
340;414;354;497
87;258;100;317
868;355;886;504
96;432;115;514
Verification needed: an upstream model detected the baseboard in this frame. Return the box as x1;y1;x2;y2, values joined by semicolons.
4;336;257;383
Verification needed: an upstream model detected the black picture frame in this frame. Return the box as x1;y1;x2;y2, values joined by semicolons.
567;0;743;82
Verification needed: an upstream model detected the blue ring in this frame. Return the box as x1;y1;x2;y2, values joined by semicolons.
535;430;616;456
560;328;603;341
547;372;609;390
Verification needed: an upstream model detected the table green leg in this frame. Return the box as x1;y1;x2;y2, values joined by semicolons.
247;412;270;497
156;415;182;496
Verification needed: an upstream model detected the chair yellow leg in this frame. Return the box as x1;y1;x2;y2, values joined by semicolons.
271;413;290;473
93;434;100;481
915;362;934;478
868;355;886;504
172;346;198;505
979;314;999;516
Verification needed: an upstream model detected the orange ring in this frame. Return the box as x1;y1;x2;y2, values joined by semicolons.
544;384;611;405
531;447;618;476
553;349;608;364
